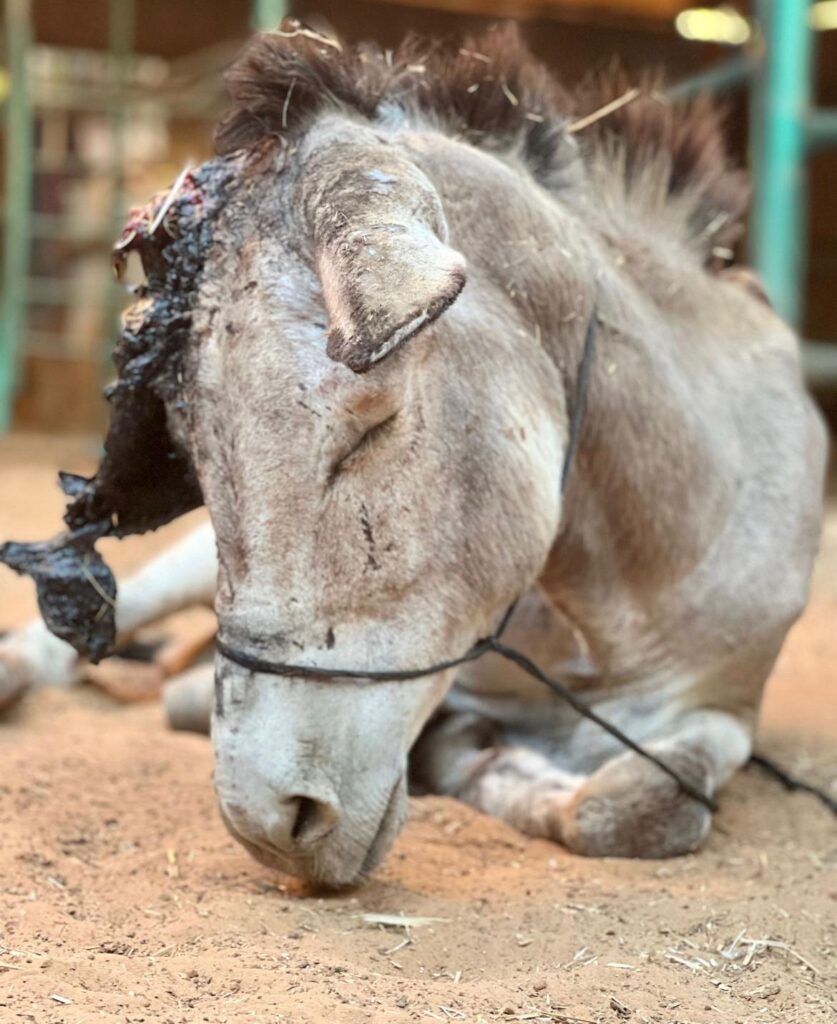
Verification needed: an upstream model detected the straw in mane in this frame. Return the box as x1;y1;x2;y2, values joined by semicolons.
217;20;748;256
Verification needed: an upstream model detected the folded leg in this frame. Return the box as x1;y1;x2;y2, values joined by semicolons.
0;521;217;701
413;705;751;858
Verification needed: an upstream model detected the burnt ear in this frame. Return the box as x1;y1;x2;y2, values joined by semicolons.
300;120;467;373
0;528;117;662
76;161;238;543
0;159;236;661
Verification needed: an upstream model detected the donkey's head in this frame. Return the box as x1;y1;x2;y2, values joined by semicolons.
149;27;584;885
191;140;566;883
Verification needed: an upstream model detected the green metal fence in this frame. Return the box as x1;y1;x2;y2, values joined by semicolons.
750;0;837;379
669;0;837;382
252;0;288;31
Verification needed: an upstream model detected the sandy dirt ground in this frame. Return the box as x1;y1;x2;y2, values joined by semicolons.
0;435;834;1024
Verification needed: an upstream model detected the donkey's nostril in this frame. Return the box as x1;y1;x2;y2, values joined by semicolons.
285;794;340;847
291;796;316;842
223;790;342;855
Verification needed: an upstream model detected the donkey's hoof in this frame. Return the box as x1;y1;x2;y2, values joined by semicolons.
560;749;713;859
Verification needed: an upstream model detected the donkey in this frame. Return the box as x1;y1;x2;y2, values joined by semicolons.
0;24;825;886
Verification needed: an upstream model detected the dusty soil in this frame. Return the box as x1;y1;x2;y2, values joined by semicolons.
0;436;835;1024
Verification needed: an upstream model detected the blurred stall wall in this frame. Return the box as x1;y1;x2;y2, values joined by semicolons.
2;1;836;433
2;0;250;434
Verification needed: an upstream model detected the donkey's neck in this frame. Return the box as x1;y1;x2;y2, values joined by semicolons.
535;241;731;682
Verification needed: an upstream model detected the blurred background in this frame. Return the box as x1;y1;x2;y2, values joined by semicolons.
0;0;836;434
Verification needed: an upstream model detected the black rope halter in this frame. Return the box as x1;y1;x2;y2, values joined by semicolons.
216;311;837;819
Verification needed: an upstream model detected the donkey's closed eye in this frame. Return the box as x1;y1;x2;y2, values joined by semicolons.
328;411;399;485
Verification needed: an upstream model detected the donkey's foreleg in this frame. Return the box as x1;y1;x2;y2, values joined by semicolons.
164;662;215;735
555;709;751;857
0;520;218;697
113;520;217;633
415;708;751;858
411;711;585;837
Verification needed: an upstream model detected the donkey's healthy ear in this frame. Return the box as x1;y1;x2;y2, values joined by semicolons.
299;120;467;373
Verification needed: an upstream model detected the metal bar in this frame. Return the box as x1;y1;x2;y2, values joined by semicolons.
108;0;135;240
252;0;288;31
0;213;113;242
748;0;768;278
750;0;812;327
26;277;116;304
104;0;135;372
666;53;757;102
0;0;34;431
801;341;837;385
34;155;127;174
23;333;114;357
808;108;837;151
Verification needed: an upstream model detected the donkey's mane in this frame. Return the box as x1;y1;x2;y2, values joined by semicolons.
217;21;747;254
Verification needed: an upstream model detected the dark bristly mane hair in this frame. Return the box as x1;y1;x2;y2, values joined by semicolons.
217;20;748;254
